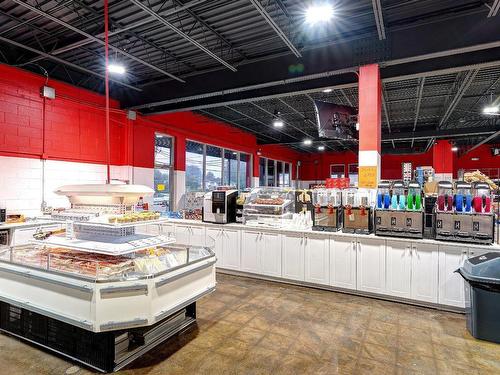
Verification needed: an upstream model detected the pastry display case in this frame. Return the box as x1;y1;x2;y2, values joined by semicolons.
0;184;217;372
242;187;295;228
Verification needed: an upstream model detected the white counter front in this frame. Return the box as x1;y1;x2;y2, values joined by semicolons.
156;219;500;311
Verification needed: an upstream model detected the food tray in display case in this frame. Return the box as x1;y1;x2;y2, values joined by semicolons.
32;233;176;256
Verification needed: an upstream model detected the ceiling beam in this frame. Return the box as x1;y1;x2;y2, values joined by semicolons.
411;77;425;147
463;125;500;155
0;35;140;91
22;0;208;68
487;0;500;17
248;0;302;58
171;0;246;60
128;0;237;72
439;69;478;127
11;0;185;83
384;125;498;142
371;0;386;40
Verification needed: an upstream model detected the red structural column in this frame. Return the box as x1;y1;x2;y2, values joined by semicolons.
174;135;186;171
358;64;382;188
432;140;454;181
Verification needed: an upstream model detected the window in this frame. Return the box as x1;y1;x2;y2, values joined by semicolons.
223;149;238;187
239;153;251;189
348;163;359;186
185;141;204;192
154;134;173;212
267;159;276;187
205;145;222;191
258;157;292;187
185;141;252;191
330;164;345;178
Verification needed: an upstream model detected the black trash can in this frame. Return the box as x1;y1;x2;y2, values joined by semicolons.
456;252;500;343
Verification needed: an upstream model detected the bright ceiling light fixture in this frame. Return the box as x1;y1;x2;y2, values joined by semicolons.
322;88;333;93
483;105;499;115
303;139;313;146
108;63;126;74
451;146;458;152
306;3;334;25
273;119;284;128
318;145;325;151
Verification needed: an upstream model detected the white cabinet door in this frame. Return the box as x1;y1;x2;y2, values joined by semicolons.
411;243;438;303
206;227;223;266
304;235;330;285
221;229;241;270
356;238;386;294
241;230;260;274
260;232;282;277
385;240;412;299
330;237;357;290
174;224;191;245
438;245;467;308
189;225;206;247
160;223;175;236
282;234;305;281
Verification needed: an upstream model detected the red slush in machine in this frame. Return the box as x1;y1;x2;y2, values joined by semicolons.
435;180;494;244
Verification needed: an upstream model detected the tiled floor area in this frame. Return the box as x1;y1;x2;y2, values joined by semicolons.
1;273;500;374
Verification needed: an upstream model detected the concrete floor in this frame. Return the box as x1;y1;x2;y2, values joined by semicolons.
1;273;500;374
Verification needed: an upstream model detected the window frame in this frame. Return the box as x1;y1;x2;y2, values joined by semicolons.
185;139;253;191
154;132;174;211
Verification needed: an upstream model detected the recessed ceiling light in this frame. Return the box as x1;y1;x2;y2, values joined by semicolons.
322;88;333;93
273;119;284;128
451;146;458;152
483;105;499;115
306;4;334;25
303;139;313;145
318;145;325;151
108;63;126;74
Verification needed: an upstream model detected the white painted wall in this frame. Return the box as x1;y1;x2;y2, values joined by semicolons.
0;155;155;216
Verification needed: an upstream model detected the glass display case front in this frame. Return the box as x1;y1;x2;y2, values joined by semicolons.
0;242;214;282
243;187;295;228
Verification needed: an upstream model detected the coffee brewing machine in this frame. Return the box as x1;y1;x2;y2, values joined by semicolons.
342;188;373;234
312;188;342;232
375;181;424;238
435;181;494;244
202;189;238;224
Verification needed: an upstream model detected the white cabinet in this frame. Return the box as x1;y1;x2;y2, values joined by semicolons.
411;243;438;303
282;234;305;281
221;228;241;270
356;238;386;294
438;245;468;308
206;227;223;265
304;234;330;285
241;231;282;277
260;232;282;277
174;224;205;246
385;240;412;299
330;237;357;290
241;230;260;274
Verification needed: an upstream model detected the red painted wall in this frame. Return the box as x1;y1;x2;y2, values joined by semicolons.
0;64;126;165
455;145;500;178
432;140;453;174
300;150;434;181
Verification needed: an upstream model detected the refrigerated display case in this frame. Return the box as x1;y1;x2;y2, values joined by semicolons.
0;184;217;372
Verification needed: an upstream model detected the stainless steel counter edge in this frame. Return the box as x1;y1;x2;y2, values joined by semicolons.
0;263;94;293
0;294;93;330
164;219;500;251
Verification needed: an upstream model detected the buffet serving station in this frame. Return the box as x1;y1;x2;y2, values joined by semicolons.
0;185;216;373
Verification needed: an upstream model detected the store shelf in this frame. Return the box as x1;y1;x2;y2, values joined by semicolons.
32;234;176;255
